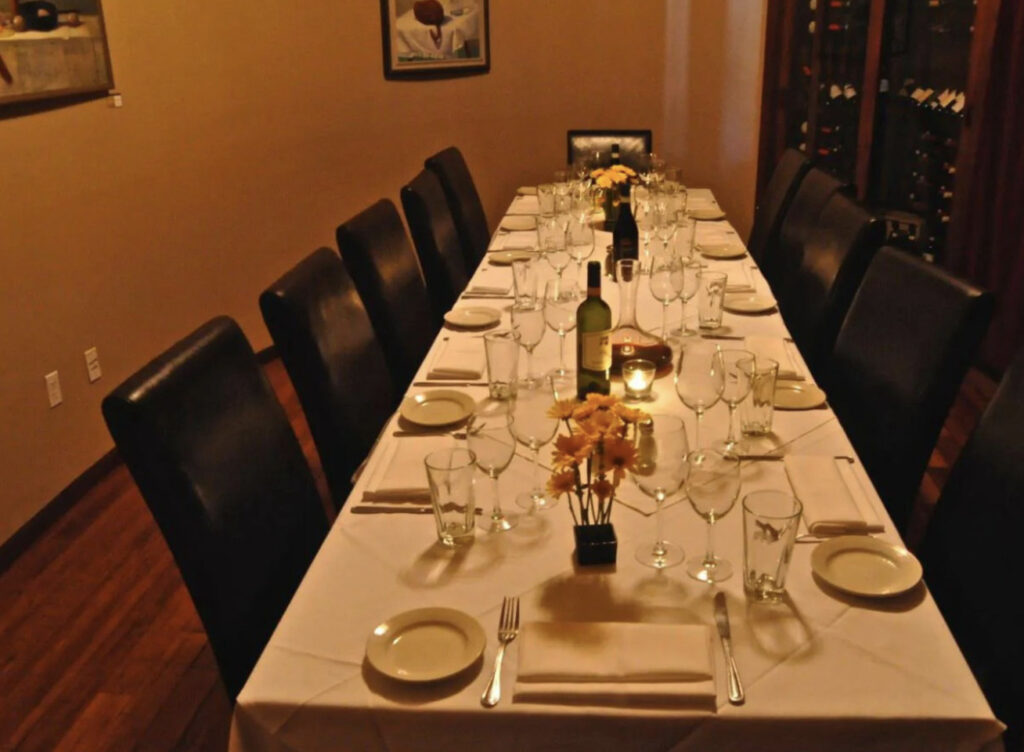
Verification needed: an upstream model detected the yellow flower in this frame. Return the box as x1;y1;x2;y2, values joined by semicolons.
552;432;592;468
595;175;613;189
548;399;578;420
601;436;637;483
591;477;614;501
612;403;649;424
572;401;597;421
579;409;623;438
547;470;577;499
585;393;619;409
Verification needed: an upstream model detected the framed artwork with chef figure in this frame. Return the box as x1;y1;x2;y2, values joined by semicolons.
0;0;114;106
380;0;489;79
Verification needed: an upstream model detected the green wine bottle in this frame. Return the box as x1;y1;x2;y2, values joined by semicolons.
576;261;612;399
612;185;639;268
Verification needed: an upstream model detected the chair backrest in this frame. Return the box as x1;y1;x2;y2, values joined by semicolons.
748;148;811;264
260;248;396;511
764;167;848;294
335;199;437;394
921;348;1024;749
778;190;883;380
101;317;328;699
567;130;653;171
401;169;471;319
826;247;995;533
424;146;490;270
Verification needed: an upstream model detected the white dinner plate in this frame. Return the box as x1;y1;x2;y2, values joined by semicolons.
774;381;827;410
366;607;486;682
516;185;538;196
687;208;727;221
500;215;537;231
443;306;501;329
699;243;747;260
488;250;536;266
811;536;923;597
723;293;777;314
400;390;476;427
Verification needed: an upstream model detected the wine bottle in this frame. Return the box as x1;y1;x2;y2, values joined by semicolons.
577;261;612;399
612;186;639;270
610;142;621;165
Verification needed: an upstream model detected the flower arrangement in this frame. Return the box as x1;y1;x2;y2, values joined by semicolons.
590;164;639;190
546;393;649;526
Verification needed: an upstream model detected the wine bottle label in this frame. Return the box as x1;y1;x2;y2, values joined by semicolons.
581;330;612;370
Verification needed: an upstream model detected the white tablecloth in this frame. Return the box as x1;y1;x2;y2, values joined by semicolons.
230;194;1004;752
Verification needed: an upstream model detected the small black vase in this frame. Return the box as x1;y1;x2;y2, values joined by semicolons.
573;523;617;566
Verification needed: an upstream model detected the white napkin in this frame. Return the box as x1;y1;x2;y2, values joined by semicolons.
426;337;486;379
784;456;884;535
489;230;536;251
514;621;716;709
362;436;454;501
508;195;540;215
516;185;538;196
744;336;803;381
722;264;754;293
695;221;741;246
465;282;512;296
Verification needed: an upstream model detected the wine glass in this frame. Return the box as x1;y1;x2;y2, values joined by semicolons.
675;339;724;449
511;380;559;512
713;350;755;453
538;216;571;278
653;196;677;255
684;449;741;582
511;299;545;387
544;278;579;377
467;406;518;533
566;219;595;285
632;414;690;569
649;253;681;336
634;190;655;271
670;259;702;338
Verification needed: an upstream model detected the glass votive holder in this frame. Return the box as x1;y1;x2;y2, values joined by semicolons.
622;359;656;401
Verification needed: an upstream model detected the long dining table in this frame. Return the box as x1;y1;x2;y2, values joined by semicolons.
229;188;1005;752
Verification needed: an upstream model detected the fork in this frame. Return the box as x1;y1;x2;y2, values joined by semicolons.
481;596;520;707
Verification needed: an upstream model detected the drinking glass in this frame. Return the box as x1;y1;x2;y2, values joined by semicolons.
483;330;519;400
538;216;570;278
653;198;677;255
675;215;696;261
632;414;690;569
697;270;728;330
511;380;559;511
685;449;741;582
511;299;545;387
544;278;579;377
566;219;595;285
512;258;537;303
424;448;477;546
537;183;556;217
675;339;724;449
743;490;802;601
714;350;755;453
669;258;701;337
467;407;518;533
740;358;779;436
649;253;681;336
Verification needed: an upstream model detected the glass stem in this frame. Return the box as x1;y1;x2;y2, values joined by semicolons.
704;519;717;566
695;409;702;449
653;494;666;556
526;348;534;382
662;302;670;336
559;333;567;373
727;403;737;445
679;297;687;333
491;473;502;519
531;444;541;494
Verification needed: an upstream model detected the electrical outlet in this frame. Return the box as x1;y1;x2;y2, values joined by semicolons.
84;347;102;383
45;371;63;408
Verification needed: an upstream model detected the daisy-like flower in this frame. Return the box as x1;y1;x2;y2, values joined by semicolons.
579;408;623;438
612;403;649;425
585;393;619;409
572;401;597;422
601;435;637;483
552;432;592;468
548;399;578;421
591;477;613;501
595;175;613;189
547;470;577;499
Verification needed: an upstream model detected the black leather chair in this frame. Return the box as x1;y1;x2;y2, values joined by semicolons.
260;248;396;511
335;199;437;394
401;169;471;319
825;247;994;533
763;167;848;294
101;317;328;699
747;148;811;264
778;190;883;381
424;146;490;271
567;130;653;171
921;348;1024;750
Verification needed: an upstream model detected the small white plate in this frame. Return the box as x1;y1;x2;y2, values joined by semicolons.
811;536;923;597
723;293;777;314
444;306;501;329
516;185;538;196
400;390;476;427
688;208;727;221
488;250;536;266
500;215;537;231
699;243;746;260
774;381;826;410
366;607;486;682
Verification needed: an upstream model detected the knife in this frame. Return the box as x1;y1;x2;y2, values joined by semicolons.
351;505;482;515
714;592;745;705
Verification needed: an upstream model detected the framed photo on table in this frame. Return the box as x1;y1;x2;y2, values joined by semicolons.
380;0;489;80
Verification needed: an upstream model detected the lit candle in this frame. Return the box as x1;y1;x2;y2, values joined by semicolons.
622;359;655;401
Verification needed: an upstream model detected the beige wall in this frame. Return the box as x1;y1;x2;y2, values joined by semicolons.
0;0;765;546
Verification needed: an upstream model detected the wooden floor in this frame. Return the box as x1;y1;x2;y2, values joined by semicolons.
0;359;996;751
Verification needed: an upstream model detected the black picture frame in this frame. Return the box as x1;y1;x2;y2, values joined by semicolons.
380;0;489;80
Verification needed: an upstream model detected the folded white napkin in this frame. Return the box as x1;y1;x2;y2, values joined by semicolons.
516;185;538;196
514;621;716;708
508;195;540;215
489;230;536;251
362;435;454;501
744;336;803;381
426;336;486;379
784;456;884;535
465;282;512;296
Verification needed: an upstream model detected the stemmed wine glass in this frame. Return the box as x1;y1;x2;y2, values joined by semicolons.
632;414;690;569
670;259;701;338
544;278;580;377
714;350;755;453
566;219;595;286
538;216;571;278
653;198;677;255
684;449;741;582
649;253;682;336
511;299;545;387
675;338;724;449
511;380;559;512
634;188;655;272
467;406;518;533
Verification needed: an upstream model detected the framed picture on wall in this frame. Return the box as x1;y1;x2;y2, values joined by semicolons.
0;0;114;107
380;0;489;80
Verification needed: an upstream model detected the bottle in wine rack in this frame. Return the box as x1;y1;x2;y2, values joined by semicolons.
576;261;612;399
